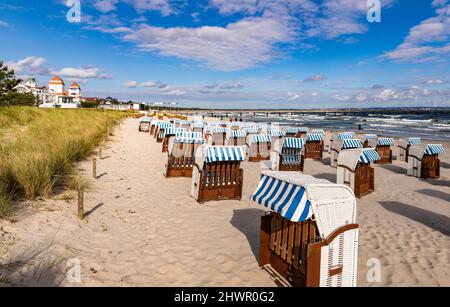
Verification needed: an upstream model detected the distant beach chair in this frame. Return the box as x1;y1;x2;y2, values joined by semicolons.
161;127;187;152
248;134;272;162
270;129;286;146
138;116;152;132
180;120;191;130
331;139;363;167
206;127;228;146
191;123;205;136
337;148;381;198
304;132;324;160
252;171;358;287
226;130;247;146
407;144;445;179
155;122;174;143
270;138;305;172
296;127;309;138
398;137;421;162
362;134;378;148
163;132;204;178
374;138;394;164
329;132;355;154
191;145;246;202
228;121;242;130
285;127;299;138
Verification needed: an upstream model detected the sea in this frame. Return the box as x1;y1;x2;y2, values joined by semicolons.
235;112;450;141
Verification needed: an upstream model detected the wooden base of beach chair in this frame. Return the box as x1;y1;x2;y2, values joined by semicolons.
363;141;369;148
195;162;243;203
162;135;175;152
165;168;193;178
354;164;374;198
421;156;440;179
259;212;358;287
150;125;156;135
249;155;270;162
304;141;323;160
375;146;392;164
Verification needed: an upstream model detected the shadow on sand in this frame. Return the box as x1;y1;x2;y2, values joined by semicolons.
230;208;265;261
416;189;450;202
379;201;450;236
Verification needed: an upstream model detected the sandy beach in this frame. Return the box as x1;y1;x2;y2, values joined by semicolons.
1;118;449;287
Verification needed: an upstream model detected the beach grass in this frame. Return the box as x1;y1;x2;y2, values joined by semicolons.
0;107;127;217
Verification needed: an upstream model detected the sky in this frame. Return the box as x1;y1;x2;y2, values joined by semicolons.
0;0;449;109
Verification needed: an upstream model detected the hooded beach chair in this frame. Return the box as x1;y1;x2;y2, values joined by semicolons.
206;127;228;146
191;145;246;202
191;122;205;136
252;171;359;287
248;134;272;162
337;148;381;198
329;132;355;154
270;129;286;146
163;132;204;177
304;132;324;160
374;138;394;164
226;130;247;146
331;139;363;167
154;122;174;143
285;127;299;138
270;138;305;172
407;144;445;179
161;127;187;152
398;137;421;162
138;116;153;132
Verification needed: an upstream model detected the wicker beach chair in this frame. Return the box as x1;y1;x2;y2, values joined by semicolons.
337;148;381;198
252;171;359;287
270;138;305;172
407;144;444;179
155;122;174;143
138;116;152;132
163;132;204;177
226;130;247;146
191;145;246;202
331;139;363;167
374;138;394;164
329;132;355;154
161;128;187;152
248;134;272;162
304;132;324;160
206;127;228;146
362;134;378;148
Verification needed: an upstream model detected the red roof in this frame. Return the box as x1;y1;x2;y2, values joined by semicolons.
69;82;81;89
49;76;65;85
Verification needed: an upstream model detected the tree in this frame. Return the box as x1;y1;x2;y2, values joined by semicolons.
0;61;20;96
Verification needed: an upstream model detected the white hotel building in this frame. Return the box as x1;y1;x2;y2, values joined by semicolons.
14;76;82;108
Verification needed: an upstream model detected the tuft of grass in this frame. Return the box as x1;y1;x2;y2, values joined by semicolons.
0;107;127;217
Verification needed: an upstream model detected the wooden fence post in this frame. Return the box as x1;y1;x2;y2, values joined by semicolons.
78;189;84;220
93;158;97;179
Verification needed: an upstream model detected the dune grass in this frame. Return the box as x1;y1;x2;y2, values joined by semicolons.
0;107;127;217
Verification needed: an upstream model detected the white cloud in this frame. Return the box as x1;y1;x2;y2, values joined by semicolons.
0;20;9;28
123;16;292;71
382;1;450;62
425;79;445;84
303;75;327;82
6;56;50;75
125;80;139;88
141;81;159;87
92;0;172;15
93;0;119;13
53;67;113;79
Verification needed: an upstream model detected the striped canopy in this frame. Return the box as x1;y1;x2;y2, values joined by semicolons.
409;137;422;145
191;123;205;129
377;138;395;146
311;129;325;135
229;130;247;138
164;128;186;136
337;132;355;140
251;173;313;222
283;138;305;149
157;122;173;129
176;132;202;139
286;127;299;134
244;127;259;134
307;133;324;142
270;130;286;137
251;134;272;143
342;139;363;149
205;146;246;163
359;149;381;164
229;121;242;127
425;144;445;155
210;127;228;134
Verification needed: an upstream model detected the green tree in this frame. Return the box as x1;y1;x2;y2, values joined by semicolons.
0;61;20;96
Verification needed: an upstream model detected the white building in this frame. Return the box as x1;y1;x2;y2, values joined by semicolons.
14;76;82;108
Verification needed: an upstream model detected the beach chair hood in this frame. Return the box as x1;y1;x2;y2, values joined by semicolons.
252;171;357;240
409;144;445;160
195;145;246;170
337;148;381;171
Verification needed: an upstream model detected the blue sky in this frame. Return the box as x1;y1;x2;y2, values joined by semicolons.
0;0;449;108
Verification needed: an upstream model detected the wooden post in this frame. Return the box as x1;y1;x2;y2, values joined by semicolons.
99;147;102;160
93;158;97;179
78;189;84;220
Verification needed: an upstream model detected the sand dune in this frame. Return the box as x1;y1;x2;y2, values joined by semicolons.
1;118;449;287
